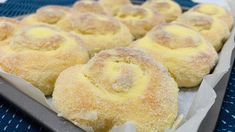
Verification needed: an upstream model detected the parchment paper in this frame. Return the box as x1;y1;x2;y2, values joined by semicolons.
0;1;234;132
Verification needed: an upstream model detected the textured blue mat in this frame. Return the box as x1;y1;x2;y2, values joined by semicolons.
0;0;76;17
216;66;235;132
0;0;233;132
0;97;50;132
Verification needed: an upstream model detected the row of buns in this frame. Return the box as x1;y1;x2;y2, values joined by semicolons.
0;0;233;131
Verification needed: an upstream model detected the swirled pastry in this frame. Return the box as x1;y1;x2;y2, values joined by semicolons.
174;12;230;51
0;24;89;95
142;0;182;22
57;13;133;56
0;17;22;43
53;47;178;132
131;23;218;88
72;0;107;15
189;3;234;30
22;5;70;25
99;0;132;15
114;5;165;39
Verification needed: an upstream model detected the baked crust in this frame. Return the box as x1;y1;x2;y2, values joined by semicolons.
99;0;132;15
0;17;22;42
131;23;218;87
0;24;89;95
72;0;107;15
174;12;230;51
114;5;165;39
142;0;182;22
53;47;178;132
22;5;70;25
57;13;133;56
189;3;234;30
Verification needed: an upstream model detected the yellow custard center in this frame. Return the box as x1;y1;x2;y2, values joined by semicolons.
149;24;201;49
11;25;64;51
84;57;149;102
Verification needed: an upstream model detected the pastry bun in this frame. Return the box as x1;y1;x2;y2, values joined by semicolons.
174;12;230;51
57;13;133;56
0;17;22;42
22;5;70;25
53;47;178;132
114;5;165;39
131;23;218;87
0;24;89;95
189;3;234;30
72;0;107;15
99;0;132;15
142;0;182;22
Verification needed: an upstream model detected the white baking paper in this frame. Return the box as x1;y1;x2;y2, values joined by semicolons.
0;1;234;132
0;0;7;4
193;0;230;10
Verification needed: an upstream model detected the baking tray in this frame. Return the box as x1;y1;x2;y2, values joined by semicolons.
0;33;234;132
198;47;235;132
0;77;84;132
1;49;234;132
0;0;233;132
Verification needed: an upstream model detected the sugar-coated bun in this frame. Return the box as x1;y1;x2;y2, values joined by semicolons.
0;17;22;42
189;3;234;30
131;23;218;88
57;13;133;56
72;0;107;15
114;5;165;39
0;24;89;95
142;0;182;22
53;47;178;132
99;0;132;15
174;12;230;51
22;6;70;25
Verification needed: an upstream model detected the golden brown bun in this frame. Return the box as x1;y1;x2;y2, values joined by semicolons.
114;5;165;39
189;3;234;30
174;12;230;51
99;0;132;15
0;24;89;95
142;0;182;22
21;5;70;25
131;23;218;88
57;13;133;56
72;0;107;15
0;17;22;42
53;47;178;132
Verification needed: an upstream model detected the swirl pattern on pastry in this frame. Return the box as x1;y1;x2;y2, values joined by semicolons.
174;12;230;51
114;5;165;39
0;17;22;42
57;13;133;56
189;3;234;30
22;6;70;25
52;47;178;132
0;24;89;95
72;0;107;15
99;0;132;15
142;0;182;22
131;23;218;87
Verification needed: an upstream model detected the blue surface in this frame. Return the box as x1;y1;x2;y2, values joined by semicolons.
0;97;50;132
0;0;233;132
0;0;76;17
216;66;235;132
